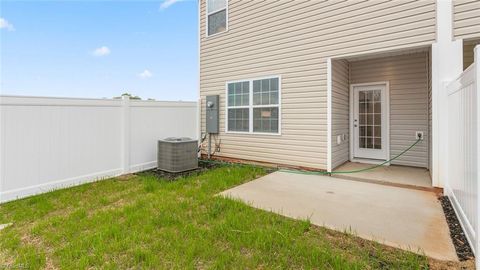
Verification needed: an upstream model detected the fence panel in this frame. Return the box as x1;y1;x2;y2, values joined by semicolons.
0;96;197;203
446;46;478;255
129;100;197;172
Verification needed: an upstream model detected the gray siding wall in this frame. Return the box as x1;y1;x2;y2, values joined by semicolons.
454;0;480;40
331;60;350;169
200;0;436;169
350;53;429;168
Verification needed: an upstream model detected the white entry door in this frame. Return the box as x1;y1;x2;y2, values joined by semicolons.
352;83;389;160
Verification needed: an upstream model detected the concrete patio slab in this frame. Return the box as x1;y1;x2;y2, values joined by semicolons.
220;171;457;261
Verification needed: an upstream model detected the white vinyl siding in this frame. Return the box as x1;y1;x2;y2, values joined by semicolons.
200;0;436;169
350;52;429;168
453;0;480;40
331;60;350;169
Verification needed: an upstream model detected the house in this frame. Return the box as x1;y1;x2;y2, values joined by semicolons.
199;0;480;189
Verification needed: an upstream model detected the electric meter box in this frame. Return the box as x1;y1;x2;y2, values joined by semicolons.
206;95;219;133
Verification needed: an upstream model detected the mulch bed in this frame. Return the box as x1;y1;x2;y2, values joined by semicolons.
136;160;223;180
439;196;475;261
137;159;275;181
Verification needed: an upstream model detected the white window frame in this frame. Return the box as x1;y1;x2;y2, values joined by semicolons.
206;0;229;37
225;75;282;136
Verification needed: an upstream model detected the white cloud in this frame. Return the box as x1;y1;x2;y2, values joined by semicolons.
138;69;153;79
92;46;111;57
159;0;182;10
0;18;15;31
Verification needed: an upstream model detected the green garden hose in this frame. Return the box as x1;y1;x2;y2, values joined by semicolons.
201;137;422;176
279;138;422;176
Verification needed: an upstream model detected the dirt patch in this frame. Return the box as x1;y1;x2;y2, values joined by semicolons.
428;257;475;270
20;231;59;269
0;249;15;265
116;174;136;181
439;196;474;262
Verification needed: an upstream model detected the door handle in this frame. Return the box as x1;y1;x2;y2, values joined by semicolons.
354;119;358;127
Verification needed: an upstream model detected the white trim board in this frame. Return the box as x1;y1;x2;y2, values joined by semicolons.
327;58;332;172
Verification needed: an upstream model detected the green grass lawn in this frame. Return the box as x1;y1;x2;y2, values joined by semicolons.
0;164;428;269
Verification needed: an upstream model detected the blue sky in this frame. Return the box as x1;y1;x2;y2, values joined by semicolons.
0;0;198;101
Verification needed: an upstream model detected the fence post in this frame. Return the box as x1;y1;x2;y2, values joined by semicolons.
475;44;480;269
121;96;131;174
197;97;202;157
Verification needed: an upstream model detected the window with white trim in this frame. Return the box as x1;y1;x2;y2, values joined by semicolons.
207;0;227;36
227;76;280;134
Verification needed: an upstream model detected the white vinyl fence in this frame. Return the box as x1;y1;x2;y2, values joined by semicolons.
0;95;197;203
446;45;479;257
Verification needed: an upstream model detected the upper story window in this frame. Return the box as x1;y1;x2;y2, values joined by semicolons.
207;0;228;36
226;76;281;135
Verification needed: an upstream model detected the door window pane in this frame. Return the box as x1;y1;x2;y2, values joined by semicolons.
374;114;381;125
366;102;373;113
366;126;373;137
358;89;382;149
359;137;366;148
366;137;374;148
367;114;374;125
374;138;382;149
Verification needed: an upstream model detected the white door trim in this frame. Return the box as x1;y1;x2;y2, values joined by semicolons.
349;81;390;162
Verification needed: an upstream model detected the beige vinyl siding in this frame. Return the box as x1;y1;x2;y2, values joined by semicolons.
453;0;480;40
331;60;350;169
200;0;436;169
350;53;429;168
463;39;480;70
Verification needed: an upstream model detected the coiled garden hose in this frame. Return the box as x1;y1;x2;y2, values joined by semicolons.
279;137;422;175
